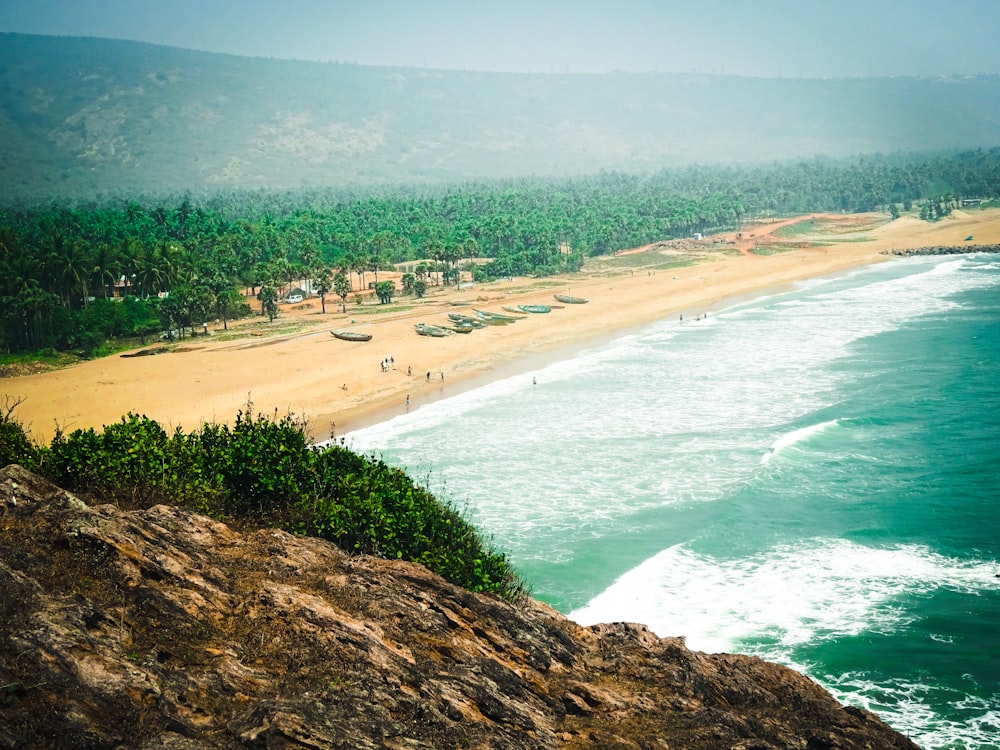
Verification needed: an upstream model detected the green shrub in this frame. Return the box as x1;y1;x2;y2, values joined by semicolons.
195;408;314;522
0;398;38;469
41;413;218;508
28;405;526;601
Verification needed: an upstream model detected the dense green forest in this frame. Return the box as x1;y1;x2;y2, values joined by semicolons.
2;148;998;356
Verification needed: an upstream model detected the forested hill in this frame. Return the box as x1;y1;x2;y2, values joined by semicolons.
3;32;1000;201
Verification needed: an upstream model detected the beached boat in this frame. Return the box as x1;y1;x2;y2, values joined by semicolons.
331;330;373;342
120;346;169;358
445;324;474;334
554;294;589;304
518;304;551;314
448;313;486;327
501;306;528;315
415;323;454;337
476;310;520;326
476;309;522;322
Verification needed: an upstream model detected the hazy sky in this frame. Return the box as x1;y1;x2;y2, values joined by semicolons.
2;0;1000;78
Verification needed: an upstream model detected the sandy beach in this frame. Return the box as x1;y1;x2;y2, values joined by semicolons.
7;209;1000;446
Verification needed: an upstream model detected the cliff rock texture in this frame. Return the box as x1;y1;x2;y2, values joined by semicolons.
0;465;918;749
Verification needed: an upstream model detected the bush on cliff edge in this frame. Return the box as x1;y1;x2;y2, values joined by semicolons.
0;404;526;601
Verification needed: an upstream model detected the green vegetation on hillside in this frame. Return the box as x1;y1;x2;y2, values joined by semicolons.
0;400;526;601
4;34;1000;198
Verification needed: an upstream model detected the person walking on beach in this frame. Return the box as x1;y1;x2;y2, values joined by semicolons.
426;371;430;381
405;394;410;407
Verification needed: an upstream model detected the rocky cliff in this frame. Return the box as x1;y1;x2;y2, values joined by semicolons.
0;464;918;749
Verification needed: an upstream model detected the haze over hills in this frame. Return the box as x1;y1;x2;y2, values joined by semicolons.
3;32;1000;201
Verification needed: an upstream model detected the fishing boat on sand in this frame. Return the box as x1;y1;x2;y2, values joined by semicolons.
554;294;589;304
501;306;528;315
475;310;520;324
474;315;510;326
448;313;486;328
415;323;454;337
331;330;373;342
518;304;551;314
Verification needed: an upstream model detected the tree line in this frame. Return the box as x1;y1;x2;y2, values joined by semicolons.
2;147;998;355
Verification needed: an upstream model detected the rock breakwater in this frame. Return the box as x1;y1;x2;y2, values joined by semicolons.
882;244;1000;256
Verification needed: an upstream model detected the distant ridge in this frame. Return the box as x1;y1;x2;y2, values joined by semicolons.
3;32;1000;200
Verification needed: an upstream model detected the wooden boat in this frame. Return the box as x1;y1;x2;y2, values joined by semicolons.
448;313;485;327
476;309;521;322
331;330;373;342
518;304;551;314
554;294;589;304
120;346;169;358
475;315;510;326
445;324;474;334
501;306;528;316
415;323;454;337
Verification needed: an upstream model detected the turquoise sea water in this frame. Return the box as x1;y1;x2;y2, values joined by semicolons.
344;253;1000;749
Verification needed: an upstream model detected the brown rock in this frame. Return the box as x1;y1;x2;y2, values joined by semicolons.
0;464;919;749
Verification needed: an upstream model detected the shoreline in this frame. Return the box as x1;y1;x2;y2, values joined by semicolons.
8;209;1000;446
329;278;806;440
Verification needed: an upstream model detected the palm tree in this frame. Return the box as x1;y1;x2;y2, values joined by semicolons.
423;239;444;285
333;272;352;314
458;237;479;291
48;237;92;308
313;267;332;314
151;240;182;291
91;242;122;299
300;246;320;294
349;253;367;292
258;285;278;322
368;249;384;286
133;245;164;299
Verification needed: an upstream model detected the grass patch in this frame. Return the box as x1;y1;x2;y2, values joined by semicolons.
774;215;889;239
773;219;825;237
0;350;82;377
351;303;415;316
585;253;704;272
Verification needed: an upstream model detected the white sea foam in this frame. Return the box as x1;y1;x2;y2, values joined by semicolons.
824;672;1000;750
760;419;840;464
341;255;1000;565
568;539;1000;656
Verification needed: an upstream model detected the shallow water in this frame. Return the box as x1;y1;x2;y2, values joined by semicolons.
346;254;1000;749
